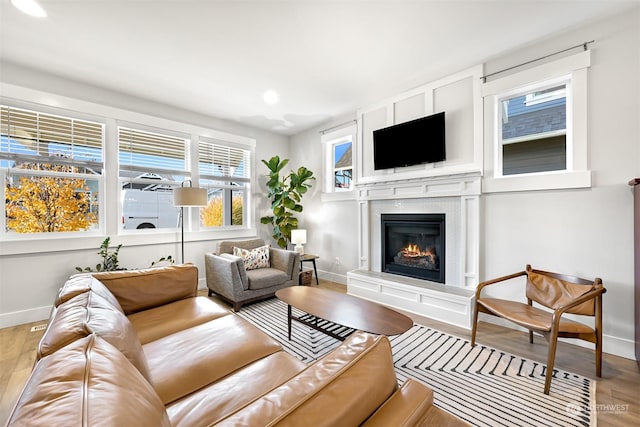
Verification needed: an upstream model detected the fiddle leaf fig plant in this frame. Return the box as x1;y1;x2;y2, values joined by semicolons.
260;155;315;249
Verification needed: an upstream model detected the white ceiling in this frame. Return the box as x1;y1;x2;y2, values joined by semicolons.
0;0;636;136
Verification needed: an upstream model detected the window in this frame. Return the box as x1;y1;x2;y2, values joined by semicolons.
499;81;568;176
482;51;591;193
198;139;251;228
321;123;356;200
1;105;103;237
333;140;353;191
118;126;188;230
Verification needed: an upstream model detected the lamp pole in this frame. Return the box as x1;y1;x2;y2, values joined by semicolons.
180;206;185;264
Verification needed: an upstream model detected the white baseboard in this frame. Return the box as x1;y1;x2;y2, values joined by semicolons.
0;306;51;329
198;277;208;290
479;314;636;361
317;269;347;285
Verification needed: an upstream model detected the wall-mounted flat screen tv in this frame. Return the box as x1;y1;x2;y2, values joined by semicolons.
373;111;445;170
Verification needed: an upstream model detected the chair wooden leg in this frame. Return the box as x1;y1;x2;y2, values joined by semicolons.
470;302;480;347
529;330;534;344
596;329;603;377
544;330;560;395
208;289;213;297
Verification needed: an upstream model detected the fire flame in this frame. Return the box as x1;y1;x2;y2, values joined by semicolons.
401;244;434;258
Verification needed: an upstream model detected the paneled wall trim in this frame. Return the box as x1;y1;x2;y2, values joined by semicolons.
355;65;484;186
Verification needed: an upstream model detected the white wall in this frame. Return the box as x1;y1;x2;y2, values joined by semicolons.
480;8;638;359
290;8;639;359
288;113;360;283
0;64;289;327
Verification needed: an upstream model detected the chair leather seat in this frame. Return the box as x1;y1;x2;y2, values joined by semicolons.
478;298;594;334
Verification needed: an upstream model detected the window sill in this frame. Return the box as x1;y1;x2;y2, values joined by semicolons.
482;170;591;193
0;227;257;256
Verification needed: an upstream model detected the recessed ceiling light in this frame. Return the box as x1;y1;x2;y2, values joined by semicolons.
263;90;279;105
11;0;47;17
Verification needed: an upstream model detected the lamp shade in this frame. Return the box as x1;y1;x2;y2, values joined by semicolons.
291;229;307;245
173;187;207;207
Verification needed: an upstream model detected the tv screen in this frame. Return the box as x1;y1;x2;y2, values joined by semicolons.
373;112;445;170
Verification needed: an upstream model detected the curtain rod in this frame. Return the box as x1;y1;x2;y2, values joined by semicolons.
481;40;595;83
319;119;357;135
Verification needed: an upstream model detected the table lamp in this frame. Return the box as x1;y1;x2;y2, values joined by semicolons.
291;229;307;255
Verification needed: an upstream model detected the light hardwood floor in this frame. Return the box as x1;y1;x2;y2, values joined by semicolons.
1;280;638;426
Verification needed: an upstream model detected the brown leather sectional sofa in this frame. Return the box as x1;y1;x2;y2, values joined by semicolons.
5;264;467;426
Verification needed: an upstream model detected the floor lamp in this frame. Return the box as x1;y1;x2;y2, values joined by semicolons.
173;181;207;264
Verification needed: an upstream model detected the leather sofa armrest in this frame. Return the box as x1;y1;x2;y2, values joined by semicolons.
269;248;299;280
362;379;434;427
363;379;469;427
205;253;248;297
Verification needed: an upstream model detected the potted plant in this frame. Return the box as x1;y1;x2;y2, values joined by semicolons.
75;237;174;272
260;156;314;249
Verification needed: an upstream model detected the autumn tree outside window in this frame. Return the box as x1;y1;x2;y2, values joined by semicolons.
1;105;104;236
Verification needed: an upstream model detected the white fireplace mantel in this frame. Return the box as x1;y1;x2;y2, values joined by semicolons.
348;171;480;329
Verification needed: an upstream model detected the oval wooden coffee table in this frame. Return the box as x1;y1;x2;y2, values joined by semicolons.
275;287;413;341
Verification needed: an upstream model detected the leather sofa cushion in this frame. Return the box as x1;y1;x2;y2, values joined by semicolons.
6;334;170;427
478;298;594;334
128;296;232;344
246;267;289;290
216;332;398;426
55;274;123;312
167;351;306;427
143;314;283;405
93;264;198;315
37;291;151;381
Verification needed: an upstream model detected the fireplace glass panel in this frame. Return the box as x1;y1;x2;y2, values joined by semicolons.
381;213;445;283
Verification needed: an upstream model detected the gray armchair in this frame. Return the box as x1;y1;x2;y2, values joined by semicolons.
205;239;300;311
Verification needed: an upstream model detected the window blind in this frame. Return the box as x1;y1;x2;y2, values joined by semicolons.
0;105;104;169
118;127;187;175
198;140;250;182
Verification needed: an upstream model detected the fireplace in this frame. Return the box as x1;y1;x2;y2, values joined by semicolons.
381;213;445;283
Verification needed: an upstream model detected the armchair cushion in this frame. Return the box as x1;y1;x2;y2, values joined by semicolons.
218;238;265;255
246;268;290;290
233;244;270;270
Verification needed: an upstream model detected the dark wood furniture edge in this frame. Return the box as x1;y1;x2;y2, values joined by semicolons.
208;289;276;312
631;178;640;368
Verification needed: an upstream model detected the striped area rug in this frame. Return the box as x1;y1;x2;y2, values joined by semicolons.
237;298;595;427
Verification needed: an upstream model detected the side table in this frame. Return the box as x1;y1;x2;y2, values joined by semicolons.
299;254;319;286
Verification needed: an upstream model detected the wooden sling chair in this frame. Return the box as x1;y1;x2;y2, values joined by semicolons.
471;264;605;395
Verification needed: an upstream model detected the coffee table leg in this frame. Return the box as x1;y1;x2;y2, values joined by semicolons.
287;304;292;340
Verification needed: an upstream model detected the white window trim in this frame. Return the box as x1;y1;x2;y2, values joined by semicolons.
524;85;566;106
321;123;357;202
481;50;591;193
0;102;106;240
